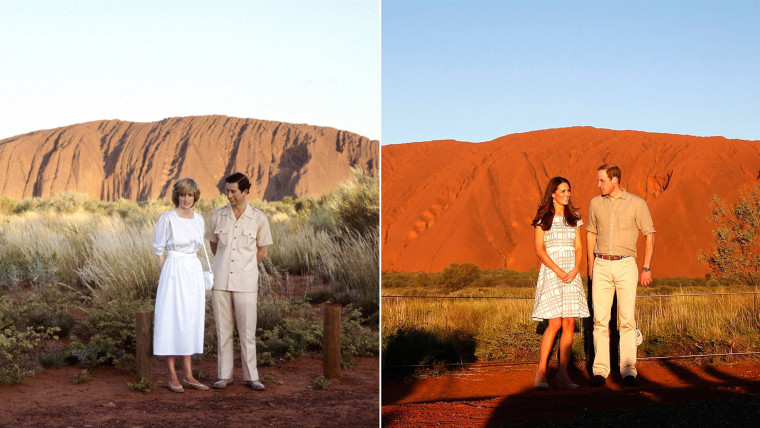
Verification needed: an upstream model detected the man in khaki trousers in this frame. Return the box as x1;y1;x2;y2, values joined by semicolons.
587;164;655;388
205;172;273;391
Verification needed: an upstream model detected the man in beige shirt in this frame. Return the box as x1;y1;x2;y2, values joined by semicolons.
587;164;655;388
205;172;273;390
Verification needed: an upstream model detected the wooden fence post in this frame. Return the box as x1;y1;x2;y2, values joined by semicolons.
136;310;153;381
323;304;341;379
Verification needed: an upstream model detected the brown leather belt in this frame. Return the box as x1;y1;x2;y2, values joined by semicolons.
595;254;629;261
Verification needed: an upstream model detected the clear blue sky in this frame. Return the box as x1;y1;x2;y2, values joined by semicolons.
0;0;380;140
382;0;760;144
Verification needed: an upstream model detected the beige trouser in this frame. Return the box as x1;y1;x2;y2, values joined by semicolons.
592;257;638;378
212;290;259;382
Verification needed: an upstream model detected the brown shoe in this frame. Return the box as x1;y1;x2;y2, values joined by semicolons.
212;379;233;389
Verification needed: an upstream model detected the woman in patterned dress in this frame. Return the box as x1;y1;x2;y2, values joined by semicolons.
530;177;590;389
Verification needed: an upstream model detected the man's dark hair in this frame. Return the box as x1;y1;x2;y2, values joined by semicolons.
225;172;251;192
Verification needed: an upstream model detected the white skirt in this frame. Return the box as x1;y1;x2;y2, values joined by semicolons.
153;251;205;356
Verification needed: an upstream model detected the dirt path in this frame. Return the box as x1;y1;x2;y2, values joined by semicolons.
382;360;760;427
1;355;378;427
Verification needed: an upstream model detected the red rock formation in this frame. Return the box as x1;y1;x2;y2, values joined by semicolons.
382;127;760;277
0;115;377;202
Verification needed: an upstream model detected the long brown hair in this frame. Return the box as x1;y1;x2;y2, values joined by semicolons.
531;176;581;231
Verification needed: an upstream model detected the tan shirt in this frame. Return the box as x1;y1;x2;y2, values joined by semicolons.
587;189;655;258
205;204;273;292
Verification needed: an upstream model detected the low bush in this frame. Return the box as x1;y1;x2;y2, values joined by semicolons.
382;322;476;379
0;295;59;384
22;286;77;338
80;298;154;356
72;369;92;384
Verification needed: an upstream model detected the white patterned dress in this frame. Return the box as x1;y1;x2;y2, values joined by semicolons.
531;216;590;321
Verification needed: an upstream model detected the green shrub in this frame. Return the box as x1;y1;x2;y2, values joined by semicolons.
72;369;92;384
0;295;59;384
257;299;286;332
308;375;332;390
37;342;68;369
80;298;154;356
24;250;60;290
341;306;379;365
0;258;22;290
22;286;76;338
440;263;480;291
128;377;156;393
699;184;760;286
323;168;379;236
67;335;123;367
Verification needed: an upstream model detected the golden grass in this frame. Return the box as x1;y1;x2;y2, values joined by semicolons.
382;283;760;363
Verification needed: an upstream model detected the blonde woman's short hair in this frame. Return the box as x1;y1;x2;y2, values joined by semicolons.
172;178;201;207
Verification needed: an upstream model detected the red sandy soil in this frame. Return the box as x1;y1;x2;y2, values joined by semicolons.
381;127;760;277
0;355;379;427
382;360;760;427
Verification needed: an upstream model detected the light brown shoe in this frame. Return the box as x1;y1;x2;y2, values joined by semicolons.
212;378;233;389
168;380;184;393
182;379;210;391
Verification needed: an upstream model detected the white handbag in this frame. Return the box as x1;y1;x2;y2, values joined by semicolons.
195;214;214;291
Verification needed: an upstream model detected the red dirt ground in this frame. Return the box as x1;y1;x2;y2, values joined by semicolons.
0;355;378;427
382;360;760;427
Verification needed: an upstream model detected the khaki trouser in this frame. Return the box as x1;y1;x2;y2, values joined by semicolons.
592;257;638;378
212;290;259;382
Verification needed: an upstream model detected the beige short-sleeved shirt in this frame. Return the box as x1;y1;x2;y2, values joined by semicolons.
587;189;655;258
205;203;273;292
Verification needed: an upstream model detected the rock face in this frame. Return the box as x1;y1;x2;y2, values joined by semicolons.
0;115;378;202
382;127;760;277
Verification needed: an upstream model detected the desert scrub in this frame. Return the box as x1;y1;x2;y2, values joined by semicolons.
128;377;157;393
76;218;159;304
21;285;77;338
382;276;760;368
72;369;92;384
0;295;59;384
257;302;378;362
341;306;379;358
320;229;379;305
320;168;379;236
80;298;154;356
308;375;332;390
268;222;333;275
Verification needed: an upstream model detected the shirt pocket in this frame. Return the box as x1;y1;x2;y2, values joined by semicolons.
242;228;258;250
215;228;230;247
617;215;637;244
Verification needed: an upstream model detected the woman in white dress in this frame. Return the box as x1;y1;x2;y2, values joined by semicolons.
530;177;589;389
153;178;209;392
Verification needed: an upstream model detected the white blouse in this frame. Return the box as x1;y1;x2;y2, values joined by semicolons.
153;210;205;256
